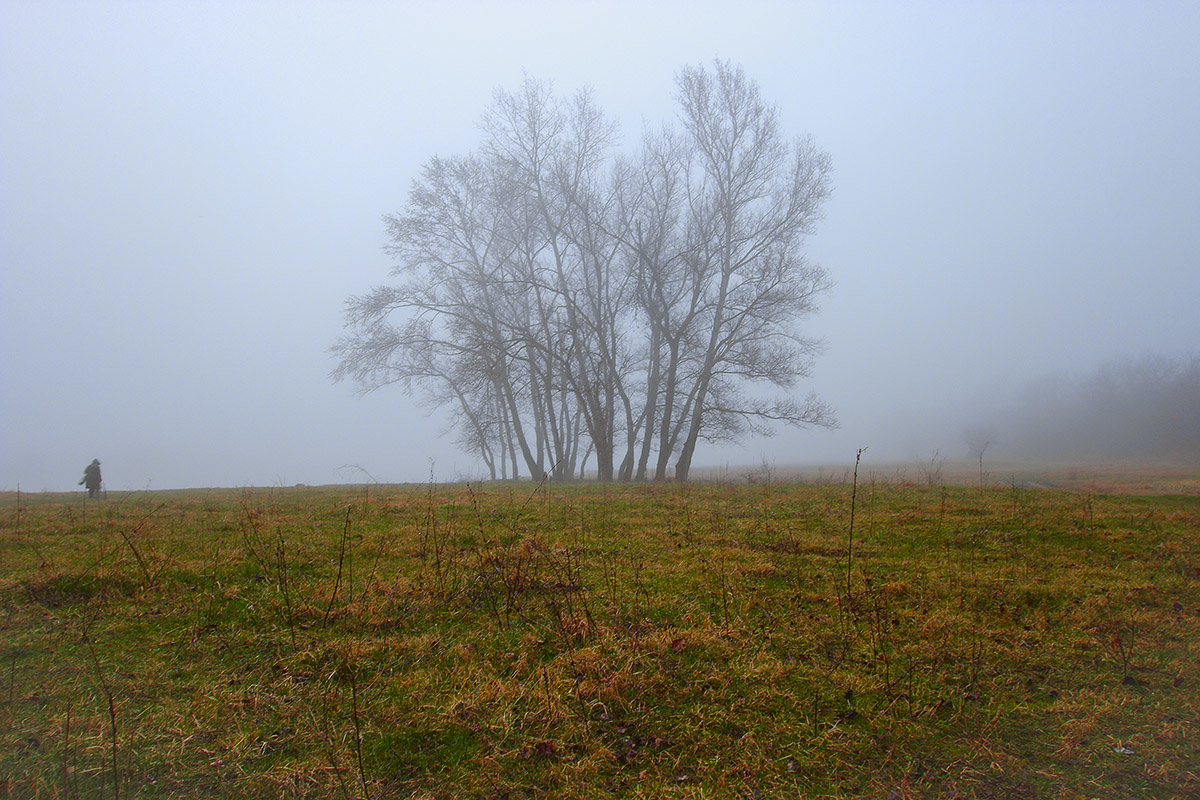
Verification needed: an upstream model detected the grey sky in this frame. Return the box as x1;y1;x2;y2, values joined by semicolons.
3;1;1198;490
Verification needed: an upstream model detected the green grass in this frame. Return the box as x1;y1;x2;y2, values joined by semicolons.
1;476;1198;798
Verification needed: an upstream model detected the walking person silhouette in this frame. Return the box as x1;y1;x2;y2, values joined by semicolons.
79;459;102;498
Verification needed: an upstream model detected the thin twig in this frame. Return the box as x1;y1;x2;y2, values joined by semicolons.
276;527;298;650
349;664;369;798
324;507;353;627
82;623;119;800
846;447;865;600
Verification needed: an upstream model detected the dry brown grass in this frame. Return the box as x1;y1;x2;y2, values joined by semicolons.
1;472;1197;798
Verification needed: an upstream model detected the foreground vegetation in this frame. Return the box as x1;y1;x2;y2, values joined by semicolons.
2;473;1198;798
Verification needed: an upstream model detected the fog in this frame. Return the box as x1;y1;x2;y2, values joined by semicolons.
3;1;1198;491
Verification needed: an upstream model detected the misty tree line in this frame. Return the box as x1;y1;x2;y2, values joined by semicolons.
332;62;835;481
1002;353;1200;462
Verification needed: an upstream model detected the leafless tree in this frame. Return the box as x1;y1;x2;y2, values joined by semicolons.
332;62;836;481
634;61;836;481
963;425;996;488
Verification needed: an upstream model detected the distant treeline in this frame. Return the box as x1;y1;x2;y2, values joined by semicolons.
1000;354;1200;462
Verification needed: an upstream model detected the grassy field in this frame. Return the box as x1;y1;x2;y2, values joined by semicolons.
2;470;1198;798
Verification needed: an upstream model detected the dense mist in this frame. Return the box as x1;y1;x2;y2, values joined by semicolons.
986;354;1200;464
3;2;1199;490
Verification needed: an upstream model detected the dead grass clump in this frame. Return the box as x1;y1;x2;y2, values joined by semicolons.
20;571;139;607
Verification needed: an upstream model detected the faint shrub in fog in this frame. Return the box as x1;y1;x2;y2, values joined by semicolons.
916;450;946;486
963;426;995;487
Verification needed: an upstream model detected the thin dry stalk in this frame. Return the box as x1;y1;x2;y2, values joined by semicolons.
115;502;165;587
275;527;298;650
61;696;79;799
317;679;353;800
348;664;369;799
82;625;120;800
846;448;865;600
324;507;353;627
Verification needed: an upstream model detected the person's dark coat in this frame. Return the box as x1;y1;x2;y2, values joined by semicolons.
80;459;102;497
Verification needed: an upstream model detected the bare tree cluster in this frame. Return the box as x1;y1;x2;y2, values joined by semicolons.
332;62;835;481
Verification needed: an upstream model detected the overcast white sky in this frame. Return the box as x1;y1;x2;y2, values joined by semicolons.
3;1;1198;490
